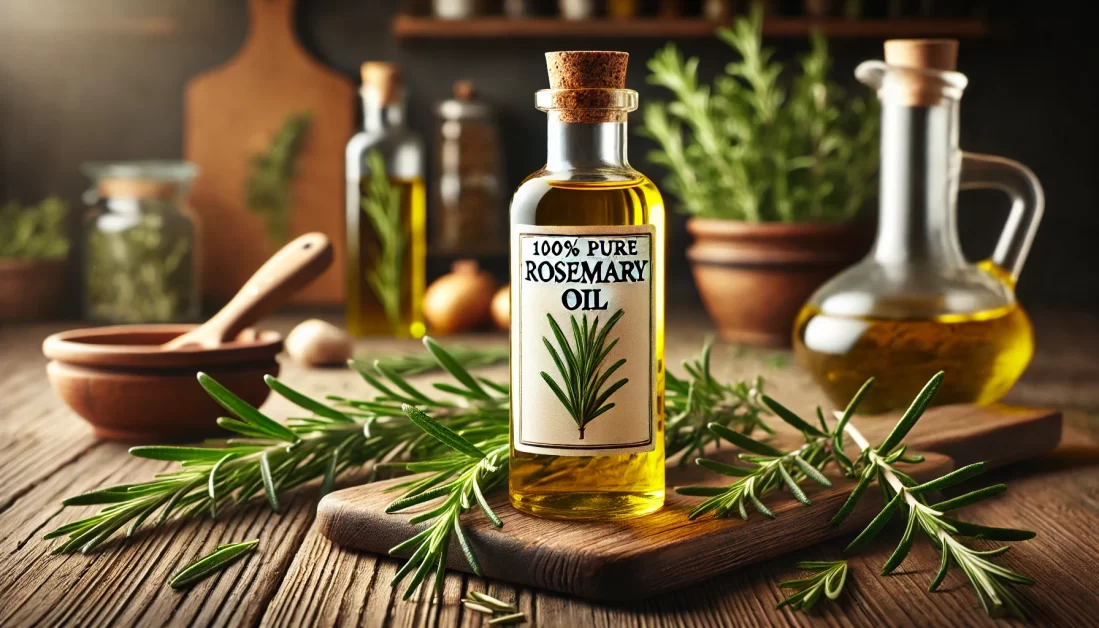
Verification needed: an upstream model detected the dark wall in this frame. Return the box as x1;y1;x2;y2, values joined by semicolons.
1;0;1095;311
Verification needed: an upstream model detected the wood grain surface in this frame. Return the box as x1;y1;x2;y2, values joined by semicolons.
317;405;1060;601
0;312;1097;627
184;0;354;306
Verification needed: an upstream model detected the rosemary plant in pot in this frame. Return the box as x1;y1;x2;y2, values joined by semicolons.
0;196;70;321
641;6;878;345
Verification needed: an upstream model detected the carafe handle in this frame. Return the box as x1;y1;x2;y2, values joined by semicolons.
959;152;1044;283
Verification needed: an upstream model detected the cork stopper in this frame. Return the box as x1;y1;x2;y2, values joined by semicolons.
884;39;958;72
539;51;634;123
881;39;961;107
453;80;475;101
360;61;402;105
545;51;628;90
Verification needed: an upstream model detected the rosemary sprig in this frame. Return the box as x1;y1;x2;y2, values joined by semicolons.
168;539;258;589
47;339;768;599
246;111;312;244
832;373;1037;620
776;560;848;611
386;406;508;600
354;344;508;377
665;339;771;465
676;379;870;520
539;310;629;440
361;150;407;329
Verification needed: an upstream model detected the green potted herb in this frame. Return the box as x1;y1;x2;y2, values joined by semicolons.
0;196;70;321
641;6;879;345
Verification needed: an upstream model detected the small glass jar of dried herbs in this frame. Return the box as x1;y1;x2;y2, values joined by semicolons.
82;161;201;324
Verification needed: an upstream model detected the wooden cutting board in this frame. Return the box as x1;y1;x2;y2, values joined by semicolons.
184;0;354;306
318;404;1061;601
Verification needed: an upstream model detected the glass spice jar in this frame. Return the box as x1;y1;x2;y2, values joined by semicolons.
82;161;201;324
434;80;505;256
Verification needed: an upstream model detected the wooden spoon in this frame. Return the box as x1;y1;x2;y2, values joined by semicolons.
163;232;333;350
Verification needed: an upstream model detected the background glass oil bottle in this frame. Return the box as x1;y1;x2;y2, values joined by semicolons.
509;51;666;519
345;61;426;338
794;40;1044;414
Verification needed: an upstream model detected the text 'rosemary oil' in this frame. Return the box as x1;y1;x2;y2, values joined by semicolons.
509;51;666;520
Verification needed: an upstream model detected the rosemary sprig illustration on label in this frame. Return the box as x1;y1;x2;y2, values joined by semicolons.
539;309;629;440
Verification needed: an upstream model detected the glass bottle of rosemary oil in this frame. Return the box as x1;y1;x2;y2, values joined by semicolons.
345;62;426;338
509;51;666;519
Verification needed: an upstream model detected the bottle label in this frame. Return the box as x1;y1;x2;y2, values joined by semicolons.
511;224;655;457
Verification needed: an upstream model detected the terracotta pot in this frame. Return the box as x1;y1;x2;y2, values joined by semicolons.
0;258;68;321
686;218;869;347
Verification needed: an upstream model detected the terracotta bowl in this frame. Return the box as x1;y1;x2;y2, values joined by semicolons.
43;325;282;442
686;218;870;347
0;258;68;321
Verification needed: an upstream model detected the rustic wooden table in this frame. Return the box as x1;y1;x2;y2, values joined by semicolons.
1;311;1097;627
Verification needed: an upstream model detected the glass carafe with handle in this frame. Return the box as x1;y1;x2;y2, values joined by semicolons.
794;39;1044;415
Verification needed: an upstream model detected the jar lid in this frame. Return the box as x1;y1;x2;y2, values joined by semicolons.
436;80;491;120
82;161;198;199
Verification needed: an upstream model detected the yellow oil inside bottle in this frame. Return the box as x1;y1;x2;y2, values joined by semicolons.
793;300;1034;415
346;176;426;338
509;176;666;519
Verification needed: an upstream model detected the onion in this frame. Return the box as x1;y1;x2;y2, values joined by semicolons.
491;285;509;330
423;260;496;334
285;319;353;367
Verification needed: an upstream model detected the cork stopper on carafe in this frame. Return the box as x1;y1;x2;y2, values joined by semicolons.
540;51;635;123
882;39;960;107
360;61;402;105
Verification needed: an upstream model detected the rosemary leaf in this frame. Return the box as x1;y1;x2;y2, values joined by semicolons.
168;540;258;589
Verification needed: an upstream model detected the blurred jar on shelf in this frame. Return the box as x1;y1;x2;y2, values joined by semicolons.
433;0;486;20
81;161;200;324
434;80;505;256
345;62;427;338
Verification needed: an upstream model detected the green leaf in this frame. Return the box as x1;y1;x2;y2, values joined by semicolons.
695;458;753;477
321;447;339;497
168;540;258;589
129;447;243;463
931;484;1007;512
674;486;728;496
423;337;491;401
761;395;825;436
881;509;917;574
264;375;355;423
198;372;298;443
908;462;987;494
402;405;486;460
845;492;903;554
875;372;944;455
708;422;784;456
259;452;280;512
940;517;1036;542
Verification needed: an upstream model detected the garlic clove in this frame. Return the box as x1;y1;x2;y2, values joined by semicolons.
285;319;353;367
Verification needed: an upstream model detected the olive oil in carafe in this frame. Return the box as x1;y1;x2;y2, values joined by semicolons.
794;302;1034;415
509;177;666;519
346;176;426;338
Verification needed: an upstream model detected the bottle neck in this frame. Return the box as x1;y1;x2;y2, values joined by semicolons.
362;88;406;134
873;101;965;266
545;111;629;171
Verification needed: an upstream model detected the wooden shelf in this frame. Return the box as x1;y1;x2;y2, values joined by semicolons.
393;15;989;39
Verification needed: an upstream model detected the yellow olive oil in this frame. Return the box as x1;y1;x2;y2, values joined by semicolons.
509;176;666;519
793;302;1034;415
346;176;426;338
